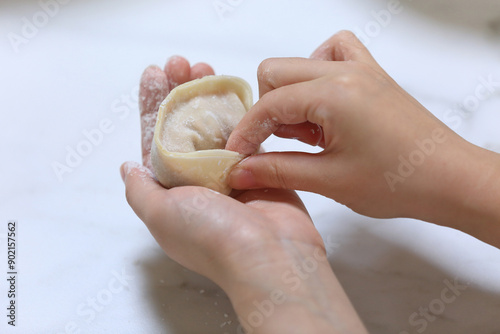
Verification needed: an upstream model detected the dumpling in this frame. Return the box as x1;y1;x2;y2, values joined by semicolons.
150;75;253;194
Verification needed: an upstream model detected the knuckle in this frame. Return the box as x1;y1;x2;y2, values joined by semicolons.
268;159;291;189
333;71;362;91
257;58;277;85
335;30;357;41
332;30;369;60
329;62;373;91
232;131;260;155
260;90;296;124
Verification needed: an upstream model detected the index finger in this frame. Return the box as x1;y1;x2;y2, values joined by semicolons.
257;57;336;98
227;58;343;155
226;79;328;155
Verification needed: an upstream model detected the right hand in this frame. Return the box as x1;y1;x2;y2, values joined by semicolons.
225;31;471;220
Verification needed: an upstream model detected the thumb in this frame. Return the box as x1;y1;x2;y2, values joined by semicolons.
229;152;328;192
120;161;165;221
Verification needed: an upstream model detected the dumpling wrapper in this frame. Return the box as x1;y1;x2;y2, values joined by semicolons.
151;75;253;194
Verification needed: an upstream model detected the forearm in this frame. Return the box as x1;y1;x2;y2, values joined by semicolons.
220;242;368;334
413;138;500;247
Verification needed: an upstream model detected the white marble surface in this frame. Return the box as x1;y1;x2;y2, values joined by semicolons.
1;0;500;333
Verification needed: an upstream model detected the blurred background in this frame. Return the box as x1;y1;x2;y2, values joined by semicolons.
1;0;500;333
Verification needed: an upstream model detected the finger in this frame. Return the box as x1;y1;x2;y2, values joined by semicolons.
310;30;378;65
164;56;191;90
257;57;339;98
190;62;215;80
121;161;166;222
226;80;327;155
310;31;407;95
274;122;324;148
139;65;169;168
229;151;330;193
139;65;169;116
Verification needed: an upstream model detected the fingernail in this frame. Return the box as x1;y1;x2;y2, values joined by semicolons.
229;167;256;189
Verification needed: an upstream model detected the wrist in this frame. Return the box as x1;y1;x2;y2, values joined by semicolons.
411;137;500;246
446;143;500;246
218;241;367;334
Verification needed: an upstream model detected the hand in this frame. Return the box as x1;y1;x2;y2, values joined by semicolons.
121;56;367;333
225;31;500;246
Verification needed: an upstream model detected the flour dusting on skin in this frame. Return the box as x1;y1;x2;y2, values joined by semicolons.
123;161;154;185
141;112;158;151
147;79;165;92
140;66;168;116
257;118;275;131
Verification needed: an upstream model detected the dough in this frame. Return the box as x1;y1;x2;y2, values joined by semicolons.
150;75;253;194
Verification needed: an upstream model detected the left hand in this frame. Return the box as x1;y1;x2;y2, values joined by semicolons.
121;56;367;334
